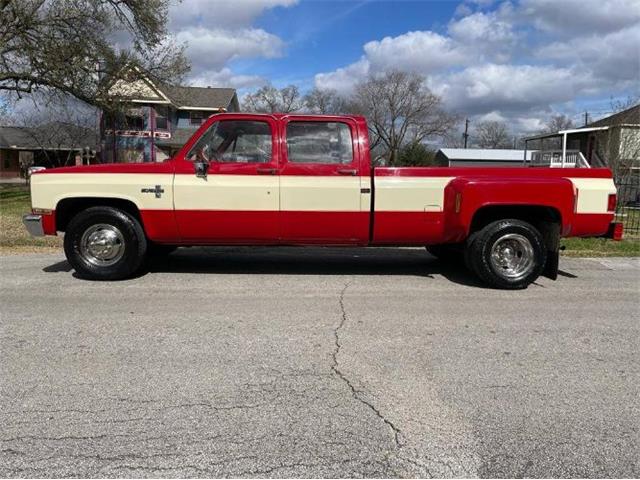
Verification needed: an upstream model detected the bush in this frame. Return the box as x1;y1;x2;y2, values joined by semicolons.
397;142;437;166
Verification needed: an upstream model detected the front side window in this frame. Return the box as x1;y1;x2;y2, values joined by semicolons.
286;122;353;164
187;120;272;164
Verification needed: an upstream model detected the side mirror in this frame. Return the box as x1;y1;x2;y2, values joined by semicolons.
194;161;209;179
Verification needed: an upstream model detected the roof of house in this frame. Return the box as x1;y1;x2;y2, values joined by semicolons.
437;148;532;161
587;104;640;128
106;67;238;110
157;83;238;110
0;122;98;150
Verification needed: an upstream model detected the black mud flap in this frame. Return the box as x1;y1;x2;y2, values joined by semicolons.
543;249;559;280
541;221;560;280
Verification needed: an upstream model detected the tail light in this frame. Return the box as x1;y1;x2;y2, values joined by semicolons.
607;194;617;212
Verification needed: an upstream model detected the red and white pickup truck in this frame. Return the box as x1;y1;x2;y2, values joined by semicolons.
24;113;621;288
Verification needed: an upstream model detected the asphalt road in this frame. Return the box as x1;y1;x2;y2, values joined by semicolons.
1;248;638;478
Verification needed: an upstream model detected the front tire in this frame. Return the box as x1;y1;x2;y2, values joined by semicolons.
64;207;147;280
467;219;546;289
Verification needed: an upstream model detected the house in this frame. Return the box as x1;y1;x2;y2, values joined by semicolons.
524;104;640;172
435;148;533;167
0;122;98;178
102;75;239;163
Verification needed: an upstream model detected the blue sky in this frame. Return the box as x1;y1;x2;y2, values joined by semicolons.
6;0;639;135
167;0;639;133
249;1;461;85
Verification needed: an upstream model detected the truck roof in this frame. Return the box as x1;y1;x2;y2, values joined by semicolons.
218;112;367;122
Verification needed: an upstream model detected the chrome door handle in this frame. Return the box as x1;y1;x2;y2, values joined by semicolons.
337;168;357;176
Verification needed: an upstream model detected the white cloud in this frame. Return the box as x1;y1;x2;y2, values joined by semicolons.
169;0;298;30
363;31;469;73
176;27;285;73
166;0;297;90
187;68;268;90
314;58;370;95
313;31;471;96
518;0;640;36
447;10;517;62
440;64;592;114
537;26;640;86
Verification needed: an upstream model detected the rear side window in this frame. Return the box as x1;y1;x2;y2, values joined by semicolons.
286;122;353;164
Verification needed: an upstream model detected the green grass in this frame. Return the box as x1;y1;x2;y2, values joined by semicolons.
1;184;638;256
0;184;62;252
561;237;640;257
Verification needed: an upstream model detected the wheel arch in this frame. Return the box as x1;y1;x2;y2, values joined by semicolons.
55;197;143;233
469;204;562;235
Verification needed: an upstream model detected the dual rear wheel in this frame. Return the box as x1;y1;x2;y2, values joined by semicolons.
429;219;547;289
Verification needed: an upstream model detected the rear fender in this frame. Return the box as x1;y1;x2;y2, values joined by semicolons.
442;176;576;242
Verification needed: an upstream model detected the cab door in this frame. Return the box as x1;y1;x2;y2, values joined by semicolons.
172;115;280;243
278;117;368;244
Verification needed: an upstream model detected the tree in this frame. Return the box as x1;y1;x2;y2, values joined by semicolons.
397;142;437;166
543;114;574;134
303;88;347;114
17;95;98;168
243;85;303;113
352;71;457;165
0;0;189;110
610;95;640;113
474;120;511;149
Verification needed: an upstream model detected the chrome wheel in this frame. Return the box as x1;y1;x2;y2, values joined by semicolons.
80;223;125;267
489;233;535;281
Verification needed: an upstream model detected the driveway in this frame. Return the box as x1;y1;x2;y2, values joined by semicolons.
1;248;638;477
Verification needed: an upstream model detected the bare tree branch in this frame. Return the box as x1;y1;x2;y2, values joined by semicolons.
0;0;189;111
350;71;457;165
474;120;511;149
243;85;303;113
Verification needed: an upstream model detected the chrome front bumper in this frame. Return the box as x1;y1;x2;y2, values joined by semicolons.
22;214;45;237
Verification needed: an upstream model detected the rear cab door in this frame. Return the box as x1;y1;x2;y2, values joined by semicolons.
278;115;370;244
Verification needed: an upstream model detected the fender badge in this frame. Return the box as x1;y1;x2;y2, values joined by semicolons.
141;185;164;198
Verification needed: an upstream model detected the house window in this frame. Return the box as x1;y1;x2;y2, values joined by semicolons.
190;111;207;125
286;121;353;164
123;109;144;130
155;106;168;130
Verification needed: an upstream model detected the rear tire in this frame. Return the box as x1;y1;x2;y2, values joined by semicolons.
467;219;546;289
64;206;147;280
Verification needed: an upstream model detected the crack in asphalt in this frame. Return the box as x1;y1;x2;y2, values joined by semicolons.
330;281;403;449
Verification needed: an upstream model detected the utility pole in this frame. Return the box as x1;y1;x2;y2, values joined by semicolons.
463;118;470;148
584;111;589;126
